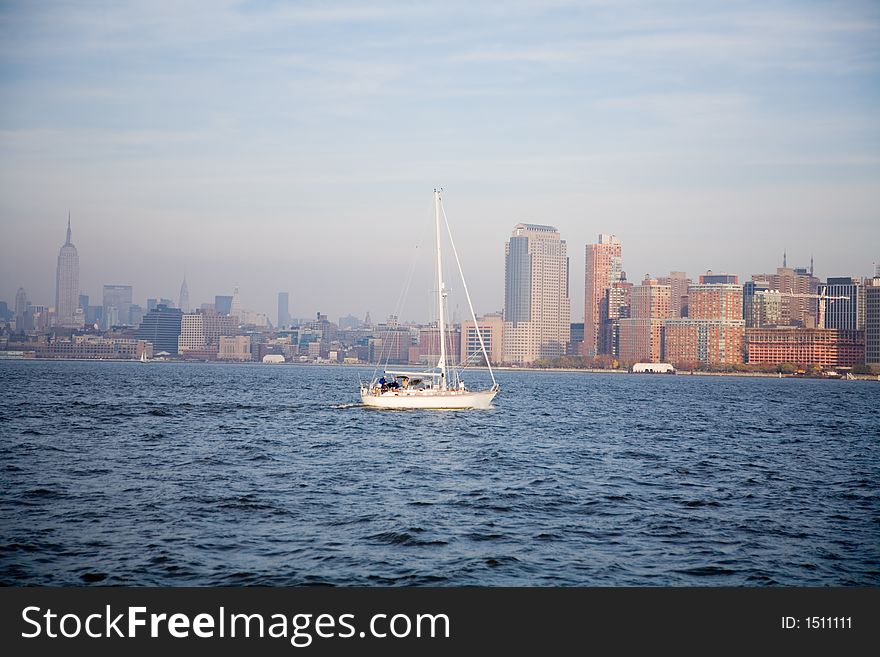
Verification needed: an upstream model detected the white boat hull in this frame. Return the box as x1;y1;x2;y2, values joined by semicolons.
360;387;497;410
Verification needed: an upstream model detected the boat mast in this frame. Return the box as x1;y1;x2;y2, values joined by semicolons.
439;200;498;389
435;189;448;390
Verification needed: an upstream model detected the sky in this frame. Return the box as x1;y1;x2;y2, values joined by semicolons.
1;0;879;323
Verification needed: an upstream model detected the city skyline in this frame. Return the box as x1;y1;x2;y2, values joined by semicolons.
3;213;879;327
2;1;879;322
4;211;878;370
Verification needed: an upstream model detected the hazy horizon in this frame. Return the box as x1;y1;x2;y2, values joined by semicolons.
2;1;879;323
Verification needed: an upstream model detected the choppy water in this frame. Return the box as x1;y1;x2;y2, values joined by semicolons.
1;360;878;586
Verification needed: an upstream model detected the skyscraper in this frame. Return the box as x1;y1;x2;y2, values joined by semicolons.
752;264;820;327
179;277;190;313
102;285;133;329
743;281;782;328
584;234;622;357
137;304;183;355
657;271;691;318
230;286;242;323
502;223;570;364
865;275;880;366
178;310;237;357
665;283;745;366
278;292;290;329
599;278;632;357
54;215;81;327
14;287;28;332
617;278;670;364
214;295;233;315
819;277;864;331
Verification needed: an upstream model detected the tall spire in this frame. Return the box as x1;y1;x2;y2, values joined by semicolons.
810;254;814;277
178;275;190;313
783;250;787;268
230;285;242;322
56;211;80;327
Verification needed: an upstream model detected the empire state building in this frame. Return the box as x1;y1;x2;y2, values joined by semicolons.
55;215;81;327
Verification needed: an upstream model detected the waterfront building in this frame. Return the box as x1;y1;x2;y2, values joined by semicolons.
178;310;237;356
663;283;744;366
38;335;152;360
743;281;782;328
203;311;236;346
178;314;205;354
687;283;743;321
618;319;664;364
599;278;632;357
54;216;81;328
657;271;691;318
137;304;183;355
369;332;411;364
866;276;880;365
218;335;252;361
502;224;571;364
583;234;622;357
278;292;290;329
411;326;462;366
307;341;324;359
664;320;744;366
368;317;411;364
745;327;864;367
752;264;820;327
819;277;865;331
617;278;670;364
460;313;503;365
102;285;133;329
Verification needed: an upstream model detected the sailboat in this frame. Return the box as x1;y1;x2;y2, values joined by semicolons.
360;190;499;409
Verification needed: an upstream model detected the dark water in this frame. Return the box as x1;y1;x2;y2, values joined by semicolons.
1;360;878;586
